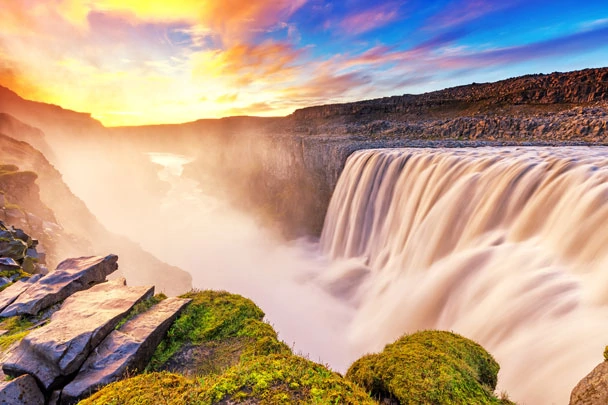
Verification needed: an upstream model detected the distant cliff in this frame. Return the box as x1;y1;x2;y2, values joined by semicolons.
292;68;608;121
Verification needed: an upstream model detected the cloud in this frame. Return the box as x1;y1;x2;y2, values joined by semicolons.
339;3;400;35
87;0;308;43
216;93;239;103
192;41;303;87
283;71;372;101
440;25;608;68
425;0;520;29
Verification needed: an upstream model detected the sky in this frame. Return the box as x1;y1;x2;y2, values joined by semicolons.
0;0;607;126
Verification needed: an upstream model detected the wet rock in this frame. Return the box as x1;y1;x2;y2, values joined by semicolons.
0;254;118;317
61;297;191;404
570;361;608;405
2;278;154;391
0;274;42;312
0;374;44;405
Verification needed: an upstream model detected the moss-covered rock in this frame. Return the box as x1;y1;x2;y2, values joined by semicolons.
81;355;376;405
148;290;290;376
346;330;507;405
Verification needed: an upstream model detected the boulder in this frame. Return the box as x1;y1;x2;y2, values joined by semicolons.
0;238;27;260
60;297;191;404
21;256;36;273
570;361;608;405
0;374;44;405
11;228;32;247
2;278;154;391
0;255;118;317
0;257;20;271
0;274;43;312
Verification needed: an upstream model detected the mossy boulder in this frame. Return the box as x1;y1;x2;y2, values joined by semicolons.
81;355;376;405
148;290;291;376
346;330;507;405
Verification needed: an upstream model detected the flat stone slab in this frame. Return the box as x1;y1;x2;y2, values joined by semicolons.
60;297;191;404
0;274;42;313
0;374;44;405
2;278;154;391
0;255;118;317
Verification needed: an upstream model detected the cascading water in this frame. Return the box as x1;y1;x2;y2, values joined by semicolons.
319;147;608;404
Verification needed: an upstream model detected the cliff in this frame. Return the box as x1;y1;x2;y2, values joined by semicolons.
292;67;608;121
2;67;608;239
0;117;191;295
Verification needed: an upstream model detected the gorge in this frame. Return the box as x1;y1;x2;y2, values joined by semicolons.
1;67;608;404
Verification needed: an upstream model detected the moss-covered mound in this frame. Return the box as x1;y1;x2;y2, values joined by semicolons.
81;354;376;405
148;290;291;376
346;330;507;405
81;290;376;404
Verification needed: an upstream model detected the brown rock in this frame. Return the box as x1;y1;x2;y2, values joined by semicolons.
2;278;154;391
60;297;191;404
0;374;44;405
570;361;608;405
0;254;118;317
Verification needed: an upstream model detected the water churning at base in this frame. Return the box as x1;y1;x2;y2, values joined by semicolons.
320;147;608;404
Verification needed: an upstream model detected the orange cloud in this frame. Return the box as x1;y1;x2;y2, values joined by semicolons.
193;42;302;86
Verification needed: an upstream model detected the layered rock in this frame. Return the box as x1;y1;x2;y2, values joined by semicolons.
60;296;191;404
0;254;118;317
3;278;154;390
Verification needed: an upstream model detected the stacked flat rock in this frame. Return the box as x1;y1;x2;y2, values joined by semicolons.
0;252;193;404
0;254;118;317
2;278;154;390
60;296;191;404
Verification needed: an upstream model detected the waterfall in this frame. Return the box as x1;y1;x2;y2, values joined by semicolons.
320;147;608;404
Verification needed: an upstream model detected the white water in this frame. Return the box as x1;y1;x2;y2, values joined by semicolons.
320;146;608;404
143;152;356;370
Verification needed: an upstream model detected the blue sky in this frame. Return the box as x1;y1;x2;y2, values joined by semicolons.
1;0;607;125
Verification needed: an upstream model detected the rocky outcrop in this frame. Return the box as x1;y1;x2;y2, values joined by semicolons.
60;296;191;404
3;278;154;390
0;274;42;312
0;254;118;317
570;361;608;405
0;374;44;405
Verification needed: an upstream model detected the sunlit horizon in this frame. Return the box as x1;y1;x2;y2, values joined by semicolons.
1;0;607;126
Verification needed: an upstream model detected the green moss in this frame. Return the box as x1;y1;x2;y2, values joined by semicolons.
200;354;375;404
148;290;269;370
0;316;34;353
346;330;505;405
79;372;200;405
115;293;167;330
82;355;376;405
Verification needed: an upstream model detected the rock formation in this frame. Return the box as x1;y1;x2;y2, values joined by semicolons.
570;359;608;404
0;228;194;404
